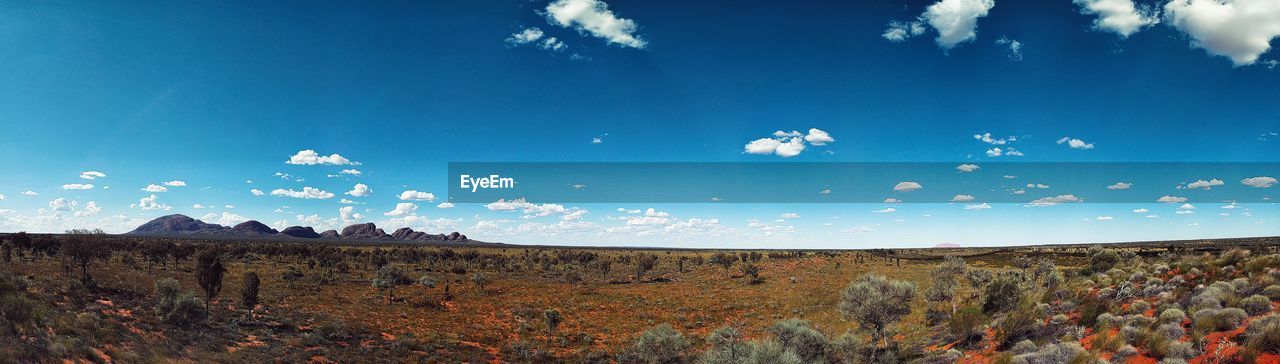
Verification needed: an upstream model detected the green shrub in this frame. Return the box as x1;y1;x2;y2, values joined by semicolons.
1263;285;1280;300
618;324;690;363
948;305;987;344
700;326;749;363
983;273;1023;313
839;274;917;344
767;318;828;362
1245;314;1280;354
1159;308;1186;325
1240;295;1271;315
164;291;208;326
1089;247;1121;273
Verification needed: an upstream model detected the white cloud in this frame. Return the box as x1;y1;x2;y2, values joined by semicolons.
883;20;927;41
1157;195;1188;203
79;171;106;180
286;149;359;165
617;207;641;214
1026;183;1049;189
340;205;362;223
544;0;646;49
780;213;800;219
985;147;1003;157
1107;182;1132;190
202;212;247;226
1186;178;1224;190
804;128;835;146
141;184;168;193
345;183;372;197
921;0;996;49
1095;216;1114;221
1221;202;1240;209
1057;137;1095;149
973;132;1013;145
339;199;357;204
1178;203;1197;210
1028;194;1084;206
995;36;1023;61
399;190;436;201
61;183;94;190
956;163;980;172
964;203;992;210
270;187;335;199
744;129;834;157
883;198;902;203
1073;0;1160;37
1133;208;1149;213
193;204;206;209
951;194;976;202
75;201;101;217
21;191;37;196
250;188;265;196
132;194;171;210
1164;0;1280;66
340;169;362;176
1241;176;1277;188
437;202;455;209
163;180;186;187
894;181;923;192
774;138;806;157
384;202;418;217
872;207;897;214
591;137;603;144
224;205;235;209
505;27;545;45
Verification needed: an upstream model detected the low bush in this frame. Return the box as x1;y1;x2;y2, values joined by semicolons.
617;324;690;363
1240;295;1271;315
1245;314;1280;354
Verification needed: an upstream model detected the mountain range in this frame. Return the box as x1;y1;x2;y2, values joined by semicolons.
127;214;471;243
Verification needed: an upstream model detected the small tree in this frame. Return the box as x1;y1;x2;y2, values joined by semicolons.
544;309;562;336
194;248;226;308
710;252;737;273
240;272;260;310
61;229;110;286
839;274;917;361
373;265;408;303
743;264;763;284
634;253;658;283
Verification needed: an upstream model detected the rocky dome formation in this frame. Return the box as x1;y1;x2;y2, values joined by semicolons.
126;215;476;243
232;220;278;235
280;226;321;239
128;214;229;235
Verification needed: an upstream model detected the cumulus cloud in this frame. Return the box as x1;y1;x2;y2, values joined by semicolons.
141;184;168;193
872;207;897;214
780;213;800;219
286;149;359;165
1107;182;1132;190
505;27;568;52
951;194;976;202
340;169;362;176
250;188;264;196
884;198;902;203
163;180;186;187
894;181;923;192
21;191;37;196
956;164;980;172
345;183;372;197
79;171;106;180
1185;178;1224;190
1057;137;1095;149
1241;176;1277;188
271;187;335;199
1095;216;1114;221
436;202;455;209
1028;194;1083;206
202;212;247;226
964;203;992;210
61;184;94;190
339;205;362;223
384;202;418;217
544;0;646;49
743;129;833;157
1164;0;1280;66
974;132;1014;145
132;194;171;210
399;190;436;201
1073;0;1160;37
1133;208;1149;213
1157;195;1188;203
923;0;997;49
803;128;835;146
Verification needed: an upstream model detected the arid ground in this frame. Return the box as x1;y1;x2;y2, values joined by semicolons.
3;233;1280;363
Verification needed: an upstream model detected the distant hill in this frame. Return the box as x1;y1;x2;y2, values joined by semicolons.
126;214;473;243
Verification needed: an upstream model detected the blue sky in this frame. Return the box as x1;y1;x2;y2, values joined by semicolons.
1;0;1278;248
